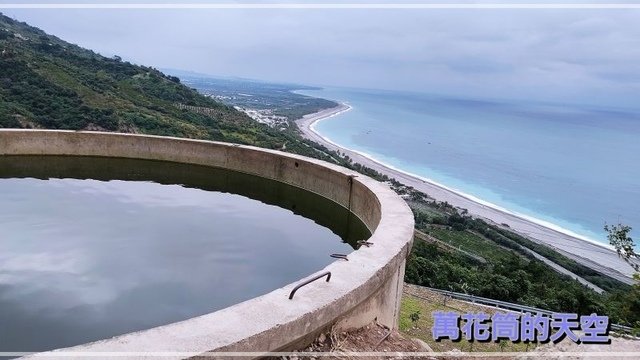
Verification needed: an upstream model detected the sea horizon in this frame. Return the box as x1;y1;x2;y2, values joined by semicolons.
297;87;640;248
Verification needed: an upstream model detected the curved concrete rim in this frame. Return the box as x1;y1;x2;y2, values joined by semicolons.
0;130;415;359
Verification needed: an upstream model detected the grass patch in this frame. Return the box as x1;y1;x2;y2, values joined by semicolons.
400;286;536;353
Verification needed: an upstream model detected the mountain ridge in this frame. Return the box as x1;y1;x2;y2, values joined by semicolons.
0;12;323;154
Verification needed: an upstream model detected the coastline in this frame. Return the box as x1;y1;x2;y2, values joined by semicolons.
296;103;636;284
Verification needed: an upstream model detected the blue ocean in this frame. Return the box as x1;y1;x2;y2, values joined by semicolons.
298;87;640;246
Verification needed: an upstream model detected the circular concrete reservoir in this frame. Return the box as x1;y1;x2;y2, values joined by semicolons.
0;130;414;358
0;155;370;353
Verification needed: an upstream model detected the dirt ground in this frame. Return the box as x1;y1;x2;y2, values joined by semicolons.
298;322;431;360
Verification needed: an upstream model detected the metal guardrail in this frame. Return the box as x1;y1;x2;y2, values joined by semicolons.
411;286;634;334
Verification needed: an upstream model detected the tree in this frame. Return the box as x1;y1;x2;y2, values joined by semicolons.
605;223;639;272
605;223;640;332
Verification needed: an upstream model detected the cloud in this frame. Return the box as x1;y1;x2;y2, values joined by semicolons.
2;4;640;107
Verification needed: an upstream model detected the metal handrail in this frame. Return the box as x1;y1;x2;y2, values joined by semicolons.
289;271;332;300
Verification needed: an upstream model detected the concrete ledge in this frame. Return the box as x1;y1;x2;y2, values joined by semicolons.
0;130;415;359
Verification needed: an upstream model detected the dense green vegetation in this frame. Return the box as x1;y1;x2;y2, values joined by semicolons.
1;16;226;133
405;193;640;330
0;13;339;163
2;12;638;332
415;210;625;293
407;234;605;314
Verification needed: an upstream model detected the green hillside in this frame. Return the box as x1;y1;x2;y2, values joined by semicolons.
0;13;324;157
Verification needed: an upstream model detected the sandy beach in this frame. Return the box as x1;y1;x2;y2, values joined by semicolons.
297;104;637;285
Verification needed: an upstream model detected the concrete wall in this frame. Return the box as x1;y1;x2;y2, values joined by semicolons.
0;130;415;359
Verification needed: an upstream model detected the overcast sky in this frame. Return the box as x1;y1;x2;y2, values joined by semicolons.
2;1;640;108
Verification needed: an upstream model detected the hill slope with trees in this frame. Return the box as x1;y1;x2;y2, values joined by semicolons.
0;13;332;159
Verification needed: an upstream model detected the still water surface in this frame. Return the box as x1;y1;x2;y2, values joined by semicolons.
0;156;370;353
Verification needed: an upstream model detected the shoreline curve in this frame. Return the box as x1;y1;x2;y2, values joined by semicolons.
296;102;637;284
